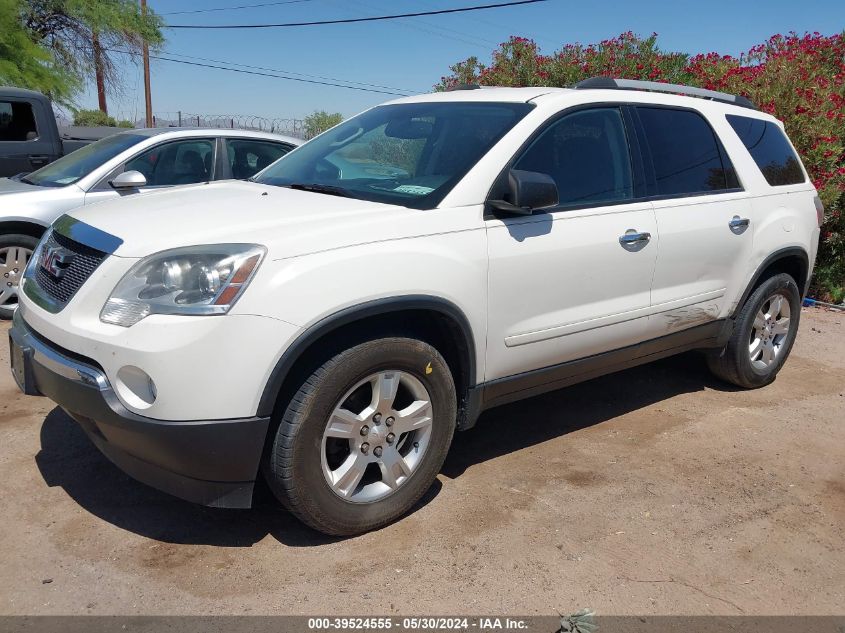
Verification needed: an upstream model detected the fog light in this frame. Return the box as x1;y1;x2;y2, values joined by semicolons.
115;366;157;409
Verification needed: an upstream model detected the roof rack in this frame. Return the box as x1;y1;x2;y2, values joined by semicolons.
574;77;757;110
446;83;481;91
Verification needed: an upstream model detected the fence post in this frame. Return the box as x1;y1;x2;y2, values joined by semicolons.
197;115;200;127
178;110;182;126
230;118;234;129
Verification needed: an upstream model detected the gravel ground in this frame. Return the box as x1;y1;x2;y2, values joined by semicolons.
0;308;842;616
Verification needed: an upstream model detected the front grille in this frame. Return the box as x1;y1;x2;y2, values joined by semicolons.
32;231;108;308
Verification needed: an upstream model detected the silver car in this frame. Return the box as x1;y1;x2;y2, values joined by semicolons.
0;127;300;318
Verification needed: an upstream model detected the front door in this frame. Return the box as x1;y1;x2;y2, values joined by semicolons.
84;137;217;205
485;106;658;383
0;97;57;177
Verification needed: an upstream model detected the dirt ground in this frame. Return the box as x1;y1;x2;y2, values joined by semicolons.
0;308;842;616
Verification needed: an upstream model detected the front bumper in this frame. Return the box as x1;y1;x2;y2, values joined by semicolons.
9;311;270;508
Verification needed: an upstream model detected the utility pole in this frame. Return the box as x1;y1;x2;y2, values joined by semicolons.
141;0;153;127
92;31;107;114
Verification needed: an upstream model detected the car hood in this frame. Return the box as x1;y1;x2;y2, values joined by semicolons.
63;180;435;259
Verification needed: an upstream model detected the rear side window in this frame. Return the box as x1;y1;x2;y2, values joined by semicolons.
226;139;292;179
637;107;738;196
0;100;38;142
513;107;634;207
726;114;805;186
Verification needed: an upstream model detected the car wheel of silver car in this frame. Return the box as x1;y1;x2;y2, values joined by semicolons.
707;273;801;389
265;337;456;536
0;234;39;320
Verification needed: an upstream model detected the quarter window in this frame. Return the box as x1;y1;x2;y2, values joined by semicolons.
125;138;215;186
637;107;737;196
0;101;38;142
726;114;805;186
513;107;634;207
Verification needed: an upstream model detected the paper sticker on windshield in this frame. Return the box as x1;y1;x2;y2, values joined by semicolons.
393;185;434;196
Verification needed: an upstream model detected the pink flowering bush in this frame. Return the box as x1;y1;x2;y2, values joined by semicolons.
437;32;845;300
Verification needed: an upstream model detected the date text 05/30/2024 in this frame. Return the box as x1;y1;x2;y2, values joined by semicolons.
307;618;530;630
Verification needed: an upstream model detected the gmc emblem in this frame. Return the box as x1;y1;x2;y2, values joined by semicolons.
39;245;75;280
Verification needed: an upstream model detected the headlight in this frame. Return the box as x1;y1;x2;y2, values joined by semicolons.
100;244;265;327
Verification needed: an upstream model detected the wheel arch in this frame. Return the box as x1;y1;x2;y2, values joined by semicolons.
733;247;810;318
256;295;478;427
0;220;49;240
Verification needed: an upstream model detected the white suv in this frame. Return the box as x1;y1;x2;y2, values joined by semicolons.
9;79;821;535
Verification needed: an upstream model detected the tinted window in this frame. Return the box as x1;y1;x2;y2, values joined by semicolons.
256;102;533;210
227;139;292;179
637;107;736;196
726;114;805;186
126;138;215;186
24;132;145;187
0;101;38;142
513;108;633;206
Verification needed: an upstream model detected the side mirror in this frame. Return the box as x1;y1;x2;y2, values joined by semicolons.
488;169;558;216
110;170;147;190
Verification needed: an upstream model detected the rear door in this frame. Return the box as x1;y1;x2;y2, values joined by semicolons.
633;105;753;336
222;138;295;180
485;106;658;383
0;97;57;177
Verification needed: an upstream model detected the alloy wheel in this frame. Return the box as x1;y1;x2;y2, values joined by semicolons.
320;370;433;503
749;293;791;370
0;245;32;310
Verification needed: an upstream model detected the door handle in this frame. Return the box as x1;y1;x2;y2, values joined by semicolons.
619;230;651;246
729;216;750;231
28;155;49;168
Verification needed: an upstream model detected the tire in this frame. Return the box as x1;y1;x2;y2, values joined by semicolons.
0;234;39;320
707;273;801;388
265;337;457;536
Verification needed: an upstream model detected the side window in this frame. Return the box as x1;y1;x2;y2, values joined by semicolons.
125;138;214;187
0;100;38;142
513;108;633;207
226;139;292;179
637;107;737;196
726;114;805;186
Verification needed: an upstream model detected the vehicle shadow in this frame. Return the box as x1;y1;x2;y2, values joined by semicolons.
443;350;739;478
35;351;735;546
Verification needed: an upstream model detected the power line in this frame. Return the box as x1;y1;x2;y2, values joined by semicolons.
346;0;500;50
163;49;419;93
108;49;412;96
166;0;550;29
161;0;319;16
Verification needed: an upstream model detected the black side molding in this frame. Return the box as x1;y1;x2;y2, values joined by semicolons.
463;319;732;428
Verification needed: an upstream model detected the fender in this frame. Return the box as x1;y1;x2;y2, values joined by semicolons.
256;295;477;418
732;247;810;318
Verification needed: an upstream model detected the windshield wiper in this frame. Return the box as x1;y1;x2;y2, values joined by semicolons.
285;183;358;199
19;176;36;185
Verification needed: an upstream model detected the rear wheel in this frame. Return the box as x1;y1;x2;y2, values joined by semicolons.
0;234;38;320
707;273;801;388
265;337;456;536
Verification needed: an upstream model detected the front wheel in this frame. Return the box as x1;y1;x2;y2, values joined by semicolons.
0;234;39;320
265;337;457;536
707;273;801;388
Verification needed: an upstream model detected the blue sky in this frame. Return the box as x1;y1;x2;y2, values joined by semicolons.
79;0;845;123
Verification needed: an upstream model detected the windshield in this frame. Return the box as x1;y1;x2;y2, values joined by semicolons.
255;101;534;209
24;132;146;187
